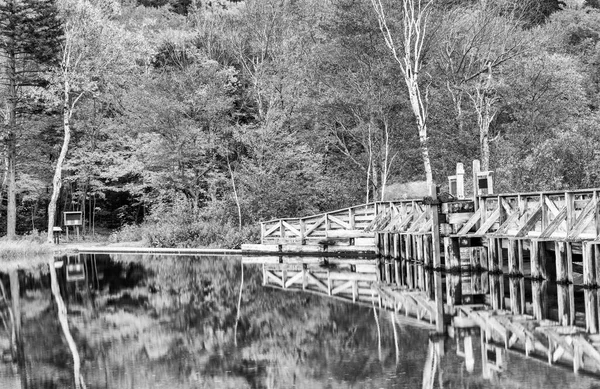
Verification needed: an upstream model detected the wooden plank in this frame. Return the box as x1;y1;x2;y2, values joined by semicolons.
242;244;280;253
264;223;281;237
493;211;520;237
326;230;375;238
306;271;329;293
304;216;327;237
475;207;501;235
515;204;542;237
331;280;353;295
266;271;284;287
539;206;568;239
584;242;596;286
282;220;301;237
284;271;304;288
567;197;597;240
545;197;560;217
328;214;351;230
456;208;482;235
406;209;429;233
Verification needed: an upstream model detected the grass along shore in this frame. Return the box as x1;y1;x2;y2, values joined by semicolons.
0;240;54;259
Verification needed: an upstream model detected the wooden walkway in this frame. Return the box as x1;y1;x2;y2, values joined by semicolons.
248;159;600;376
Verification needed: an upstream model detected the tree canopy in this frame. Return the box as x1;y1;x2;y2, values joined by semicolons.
1;0;599;245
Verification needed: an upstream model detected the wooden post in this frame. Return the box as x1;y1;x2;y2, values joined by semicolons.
404;235;412;261
456;162;465;200
261;223;265;244
444;237;460;270
416;235;424;263
584;242;596;287
423;234;432;266
595;244;600;288
567;242;574;284
349;207;355;229
383;233;390;258
299;219;306;244
508;239;519;275
488;237;499;273
497;238;504;273
531;240;541;278
555;242;569;283
569;283;575;326
430;188;442;269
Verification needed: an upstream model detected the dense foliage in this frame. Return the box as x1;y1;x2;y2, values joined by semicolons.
1;0;599;246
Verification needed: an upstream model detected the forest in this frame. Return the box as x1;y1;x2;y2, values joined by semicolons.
1;0;600;248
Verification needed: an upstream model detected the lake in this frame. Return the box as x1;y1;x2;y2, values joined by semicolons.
0;253;597;388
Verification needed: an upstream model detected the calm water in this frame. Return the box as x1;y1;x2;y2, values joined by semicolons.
0;254;597;388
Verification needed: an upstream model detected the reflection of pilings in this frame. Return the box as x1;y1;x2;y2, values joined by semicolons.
433;271;444;333
584;289;598;334
531;280;548;320
446;274;461;308
557;283;575;326
508;276;525;315
488;274;504;310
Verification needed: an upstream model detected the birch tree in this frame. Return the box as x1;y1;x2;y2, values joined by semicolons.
370;0;434;192
47;0;125;243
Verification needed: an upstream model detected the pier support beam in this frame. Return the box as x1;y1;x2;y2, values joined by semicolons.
583;242;597;287
444;237;460;270
487;238;502;273
555;242;573;284
532;280;548;320
530;240;548;280
489;274;504;310
507;239;523;275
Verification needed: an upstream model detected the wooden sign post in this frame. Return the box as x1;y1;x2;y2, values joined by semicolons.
63;211;83;241
448;162;465;200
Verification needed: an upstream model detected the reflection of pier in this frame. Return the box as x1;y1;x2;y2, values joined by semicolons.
248;254;600;377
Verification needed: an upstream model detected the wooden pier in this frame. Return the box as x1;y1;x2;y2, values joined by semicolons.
246;159;600;377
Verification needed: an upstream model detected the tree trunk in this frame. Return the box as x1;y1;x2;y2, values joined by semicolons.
419;126;434;192
6;47;17;240
47;82;72;243
480;126;490;171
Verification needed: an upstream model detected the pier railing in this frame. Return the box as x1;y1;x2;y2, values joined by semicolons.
260;199;426;244
456;189;600;240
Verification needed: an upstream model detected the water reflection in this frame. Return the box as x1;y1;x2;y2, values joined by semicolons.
0;254;596;388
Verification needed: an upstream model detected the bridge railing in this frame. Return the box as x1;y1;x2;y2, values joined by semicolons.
458;188;600;240
260;199;424;244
